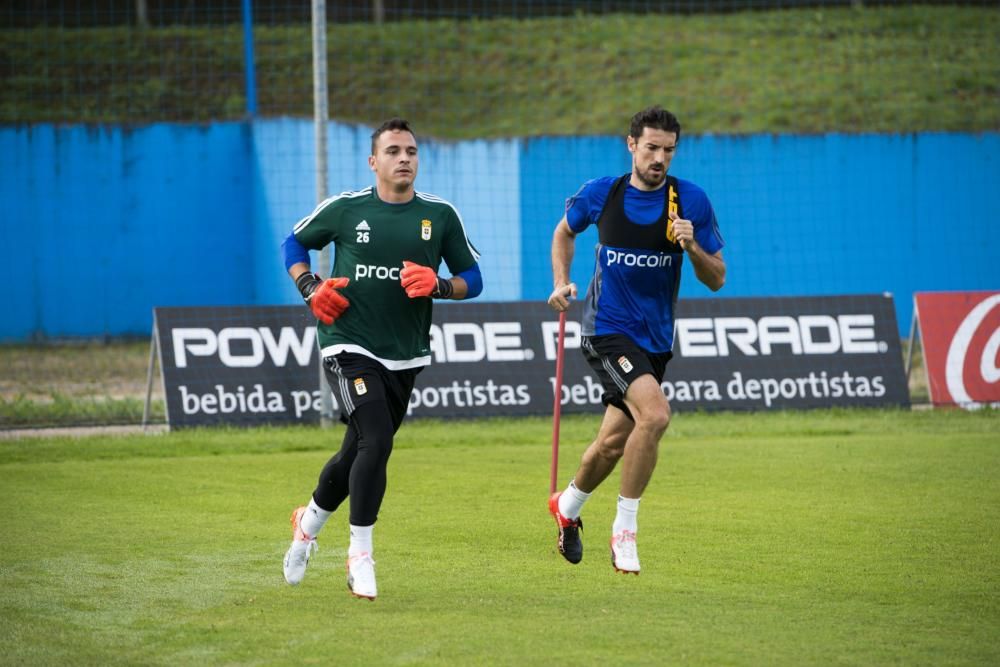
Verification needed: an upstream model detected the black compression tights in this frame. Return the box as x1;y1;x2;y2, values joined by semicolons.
311;401;397;526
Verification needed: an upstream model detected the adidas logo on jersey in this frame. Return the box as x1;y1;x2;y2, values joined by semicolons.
355;220;371;244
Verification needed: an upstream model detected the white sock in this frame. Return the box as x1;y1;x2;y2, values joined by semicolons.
558;481;591;520
613;496;640;535
349;524;374;557
299;498;332;539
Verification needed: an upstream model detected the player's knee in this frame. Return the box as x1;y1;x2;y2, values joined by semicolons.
638;406;670;435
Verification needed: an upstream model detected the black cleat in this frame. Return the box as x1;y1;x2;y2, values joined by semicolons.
548;492;583;564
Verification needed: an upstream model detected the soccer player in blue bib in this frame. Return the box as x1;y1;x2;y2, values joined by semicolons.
547;106;726;574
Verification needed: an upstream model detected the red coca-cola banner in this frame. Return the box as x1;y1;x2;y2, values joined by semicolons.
913;291;1000;408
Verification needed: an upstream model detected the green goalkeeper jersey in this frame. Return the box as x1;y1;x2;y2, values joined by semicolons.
293;187;480;369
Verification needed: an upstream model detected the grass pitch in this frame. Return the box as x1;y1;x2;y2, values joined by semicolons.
1;409;998;665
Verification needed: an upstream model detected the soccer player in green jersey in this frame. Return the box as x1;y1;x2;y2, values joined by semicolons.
279;118;483;599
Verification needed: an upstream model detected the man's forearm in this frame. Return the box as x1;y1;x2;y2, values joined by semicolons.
288;262;311;281
552;222;576;287
443;276;468;300
688;247;726;291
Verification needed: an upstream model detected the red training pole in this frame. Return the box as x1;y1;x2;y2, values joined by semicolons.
550;310;567;495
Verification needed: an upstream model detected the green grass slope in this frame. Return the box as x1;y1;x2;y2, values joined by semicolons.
2;6;998;136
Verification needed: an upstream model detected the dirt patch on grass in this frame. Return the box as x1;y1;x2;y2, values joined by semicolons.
0;423;168;440
0;341;163;401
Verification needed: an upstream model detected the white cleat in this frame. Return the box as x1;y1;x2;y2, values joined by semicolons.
346;552;377;600
610;530;640;575
283;506;318;585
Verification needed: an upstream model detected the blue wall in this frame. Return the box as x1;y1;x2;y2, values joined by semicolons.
518;133;1000;334
2;122;997;340
2;123;254;338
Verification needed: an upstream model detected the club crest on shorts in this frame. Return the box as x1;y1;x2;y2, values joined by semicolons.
420;219;432;241
617;355;633;373
353;378;367;396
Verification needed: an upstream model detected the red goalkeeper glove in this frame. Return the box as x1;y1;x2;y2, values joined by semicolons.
296;273;350;324
400;261;453;299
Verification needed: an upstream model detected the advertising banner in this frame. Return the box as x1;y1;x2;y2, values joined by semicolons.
913;291;1000;408
153;306;320;428
153;294;909;428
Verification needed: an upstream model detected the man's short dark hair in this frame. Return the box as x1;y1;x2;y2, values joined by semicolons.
629;107;681;143
371;118;415;154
